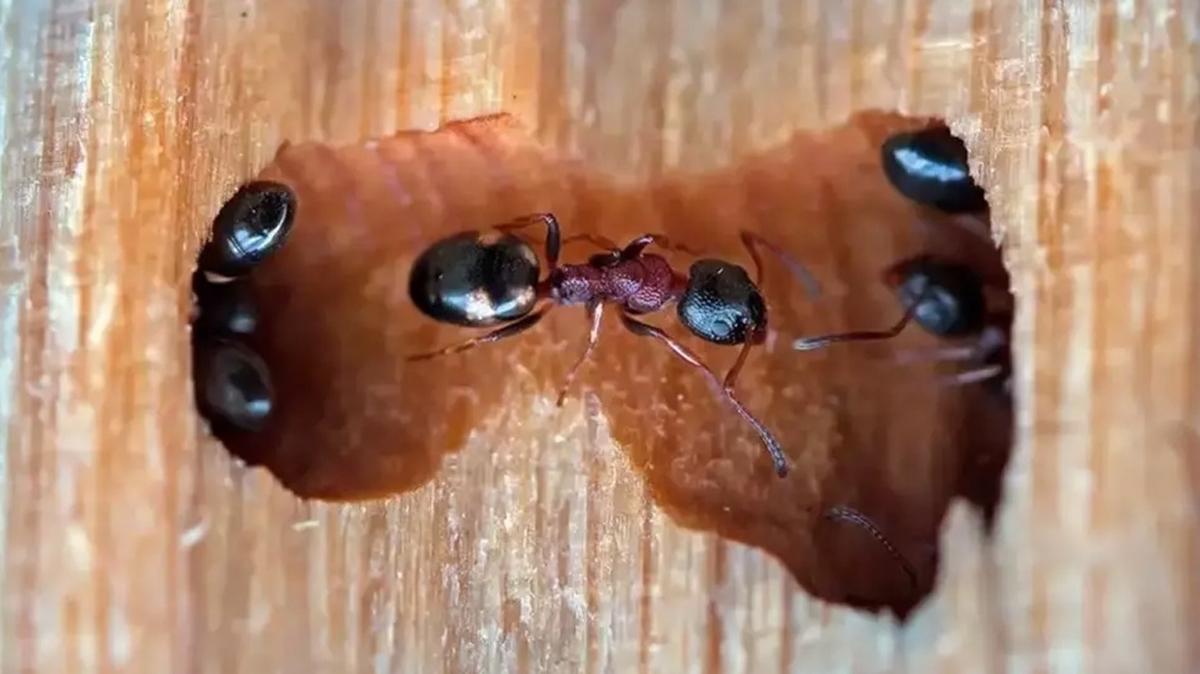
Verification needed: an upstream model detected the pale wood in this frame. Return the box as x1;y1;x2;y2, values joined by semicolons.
1;1;1197;673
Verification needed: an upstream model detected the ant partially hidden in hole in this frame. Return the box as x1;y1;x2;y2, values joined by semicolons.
883;254;1012;394
407;213;925;477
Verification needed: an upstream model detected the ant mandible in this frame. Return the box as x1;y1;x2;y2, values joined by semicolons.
407;213;922;477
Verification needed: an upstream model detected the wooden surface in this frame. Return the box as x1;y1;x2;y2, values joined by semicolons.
2;1;1197;673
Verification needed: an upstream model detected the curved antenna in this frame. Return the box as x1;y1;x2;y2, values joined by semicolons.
792;286;928;352
738;231;822;300
824;505;918;592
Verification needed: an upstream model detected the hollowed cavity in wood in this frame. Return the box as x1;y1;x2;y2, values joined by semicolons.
193;111;1012;617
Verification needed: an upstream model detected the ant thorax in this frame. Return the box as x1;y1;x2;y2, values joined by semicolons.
549;254;679;313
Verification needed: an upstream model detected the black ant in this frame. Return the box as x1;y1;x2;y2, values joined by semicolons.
884;255;1011;393
192;181;296;433
407;213;925;477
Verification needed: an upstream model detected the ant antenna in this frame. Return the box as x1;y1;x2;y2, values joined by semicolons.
792;285;931;352
824;505;918;592
739;231;822;300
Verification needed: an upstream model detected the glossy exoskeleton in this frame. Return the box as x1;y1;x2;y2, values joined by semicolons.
884;256;985;337
881;126;988;214
198;180;297;281
191;180;295;435
884;255;1011;392
193;338;274;432
408;214;923;477
192;273;259;336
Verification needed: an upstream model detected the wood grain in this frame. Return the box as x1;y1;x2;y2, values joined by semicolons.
1;1;1197;673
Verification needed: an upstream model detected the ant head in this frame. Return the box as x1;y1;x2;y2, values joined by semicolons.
885;256;985;337
409;231;540;327
677;259;766;345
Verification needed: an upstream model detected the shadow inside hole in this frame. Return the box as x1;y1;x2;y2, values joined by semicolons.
191;111;1013;618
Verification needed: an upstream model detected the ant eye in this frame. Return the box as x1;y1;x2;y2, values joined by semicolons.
677;259;766;345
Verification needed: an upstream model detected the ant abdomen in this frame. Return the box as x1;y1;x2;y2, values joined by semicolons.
198;180;297;281
677;259;767;345
880;126;987;214
408;232;540;327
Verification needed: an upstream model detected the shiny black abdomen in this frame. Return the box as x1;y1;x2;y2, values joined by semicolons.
677;259;766;345
193;338;274;432
881;127;988;214
199;181;297;278
408;232;540;326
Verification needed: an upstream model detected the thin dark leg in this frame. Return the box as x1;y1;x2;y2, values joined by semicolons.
792;299;921;352
824;505;918;592
556;301;605;407
619;311;790;477
495;212;562;268
619;233;704;260
406;309;548;361
738;231;822;300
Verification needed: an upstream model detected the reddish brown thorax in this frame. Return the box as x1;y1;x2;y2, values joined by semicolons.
548;253;684;313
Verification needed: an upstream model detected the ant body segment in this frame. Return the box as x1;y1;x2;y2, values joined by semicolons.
408;213;925;477
192;180;296;434
881;125;988;214
884;255;1012;393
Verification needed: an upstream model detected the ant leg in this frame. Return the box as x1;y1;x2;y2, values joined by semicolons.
792;296;923;352
556;301;605;407
406;308;548;361
738;231;822;300
894;344;979;366
896;324;1008;364
824;505;918;592
618;311;790;477
939;364;1006;387
495;212;563;268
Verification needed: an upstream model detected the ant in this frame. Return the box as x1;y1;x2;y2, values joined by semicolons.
192;180;296;434
407;213;925;477
883;255;1012;393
